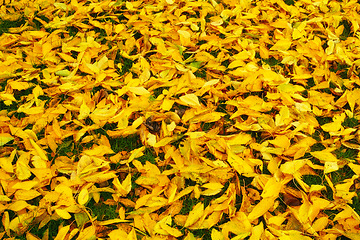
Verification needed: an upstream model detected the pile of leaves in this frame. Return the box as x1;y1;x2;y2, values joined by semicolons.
1;0;360;239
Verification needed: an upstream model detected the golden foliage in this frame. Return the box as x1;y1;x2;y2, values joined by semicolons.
0;0;360;239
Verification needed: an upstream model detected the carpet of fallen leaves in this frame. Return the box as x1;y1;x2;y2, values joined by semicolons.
1;0;360;239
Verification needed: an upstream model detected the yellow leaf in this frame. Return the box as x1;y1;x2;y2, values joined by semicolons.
161;223;183;237
28;31;48;38
139;69;151;83
161;99;175;111
42;42;52;56
30;139;48;161
275;106;290;126
324;161;339;174
78;101;91;120
154;215;182;237
210;16;223;26
8;81;30;90
249;221;264;240
54;225;71;240
154;215;172;235
55;209;72;219
261;177;282;198
78;188;89;205
184;202;204;227
8;200;29;212
135;176;159;186
0;157;14;173
26;232;41;240
76;225;96;240
128;146;145;163
9;212;34;234
248;197;275;222
177;30;192;46
270;19;289;28
312;217;328;232
228;60;245;69
190;112;226;123
226;133;253;146
0;93;17;104
3;210;9;235
108;229;128;240
310;150;338;162
83;172;117;182
31;156;47;168
154;137;173;148
179;94;201;107
57;52;76;62
321;121;342;132
202;182;223;190
280;159;307;175
0;195;11;201
127;228;137;240
113;174;132;196
348;163;360;175
270;39;292;51
227;150;253;175
147;133;157;146
269;135;290;149
16;160;31;181
0;133;14;146
83;145;114;156
343;233;360;240
97;218;131;225
211;228;224;240
128;87;150;95
55;69;71;77
309;185;326;192
12;180;38;190
15;189;41;200
184;233;197;240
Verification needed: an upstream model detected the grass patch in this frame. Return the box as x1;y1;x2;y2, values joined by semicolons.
109;134;142;153
330;165;355;185
116;56;134;76
342;117;359;128
0;16;26;35
262;56;284;67
339;20;352;40
86;192;118;221
200;122;216;132
192;229;212;240
333;146;358;160
350;192;360;215
20;220;65;240
137;148;156;164
302;174;323;186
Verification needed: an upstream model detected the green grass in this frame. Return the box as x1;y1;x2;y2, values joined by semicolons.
350;192;360;216
115;52;134;76
137;148;157;164
87;194;118;221
339;20;352;41
15;219;65;240
192;229;212;240
333;146;358;161
302;174;323;186
342;117;359;128
109;134;142;152
0;17;27;35
330;165;355;185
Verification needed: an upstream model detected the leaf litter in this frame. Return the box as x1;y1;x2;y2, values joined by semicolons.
0;0;360;239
